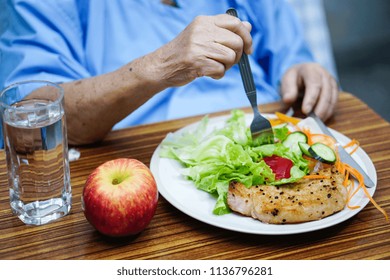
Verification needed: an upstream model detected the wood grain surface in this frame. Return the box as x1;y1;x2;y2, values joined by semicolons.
1;92;389;260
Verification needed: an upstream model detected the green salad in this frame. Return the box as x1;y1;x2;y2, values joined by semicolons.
159;110;309;215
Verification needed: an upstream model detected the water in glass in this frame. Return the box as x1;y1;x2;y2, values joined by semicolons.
2;98;71;225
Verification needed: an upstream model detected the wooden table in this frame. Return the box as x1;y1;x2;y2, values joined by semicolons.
1;92;389;260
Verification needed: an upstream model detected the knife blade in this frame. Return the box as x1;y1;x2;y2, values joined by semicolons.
308;112;375;188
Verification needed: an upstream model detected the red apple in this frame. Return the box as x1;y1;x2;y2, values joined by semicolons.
82;158;158;237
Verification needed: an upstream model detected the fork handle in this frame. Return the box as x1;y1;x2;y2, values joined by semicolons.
226;8;259;114
246;90;261;116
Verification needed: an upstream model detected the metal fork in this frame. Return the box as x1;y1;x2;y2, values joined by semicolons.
226;8;274;145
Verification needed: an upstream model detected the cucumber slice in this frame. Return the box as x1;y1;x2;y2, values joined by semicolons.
283;131;308;146
308;143;337;164
298;142;312;157
283;131;308;155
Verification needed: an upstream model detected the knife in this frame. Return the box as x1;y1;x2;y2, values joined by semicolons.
308;112;375;188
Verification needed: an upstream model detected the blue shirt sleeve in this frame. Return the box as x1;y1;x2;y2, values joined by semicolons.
0;0;91;149
0;0;90;88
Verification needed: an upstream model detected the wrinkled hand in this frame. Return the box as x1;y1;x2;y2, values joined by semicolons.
150;14;252;86
280;63;338;121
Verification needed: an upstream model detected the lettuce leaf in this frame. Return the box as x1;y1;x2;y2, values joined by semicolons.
159;110;309;215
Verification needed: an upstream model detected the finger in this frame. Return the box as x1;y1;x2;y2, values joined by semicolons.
280;67;299;105
242;21;252;33
212;28;244;64
319;76;339;121
195;58;226;80
302;81;321;115
207;42;238;70
328;77;339;119
313;74;333;120
242;21;253;54
215;14;253;54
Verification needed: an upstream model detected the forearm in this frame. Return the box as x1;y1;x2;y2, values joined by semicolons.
60;14;253;146
63;55;167;145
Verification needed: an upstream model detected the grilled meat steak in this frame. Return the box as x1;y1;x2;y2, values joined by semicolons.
227;166;347;224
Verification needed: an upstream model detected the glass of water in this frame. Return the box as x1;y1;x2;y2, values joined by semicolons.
0;80;71;225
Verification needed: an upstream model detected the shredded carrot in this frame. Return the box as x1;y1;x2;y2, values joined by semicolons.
361;183;389;221
343;139;360;155
346;177;360;209
335;156;345;175
302;128;313;145
343;139;360;149
343;163;389;221
343;170;350;187
349;145;359;155
334;144;345;174
347;205;361;210
302;155;316;171
269;118;285;127
275;111;301;125
301;128;337;148
310;134;337;149
346;180;360;210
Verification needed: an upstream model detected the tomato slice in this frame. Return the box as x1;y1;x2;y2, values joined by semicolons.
263;155;293;180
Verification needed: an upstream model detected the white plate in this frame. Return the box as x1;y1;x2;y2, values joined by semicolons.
150;114;377;235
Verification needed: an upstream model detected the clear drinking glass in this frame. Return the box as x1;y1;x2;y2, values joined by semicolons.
0;80;71;225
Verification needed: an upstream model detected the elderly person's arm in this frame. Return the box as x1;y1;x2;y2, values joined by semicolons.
59;15;252;145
